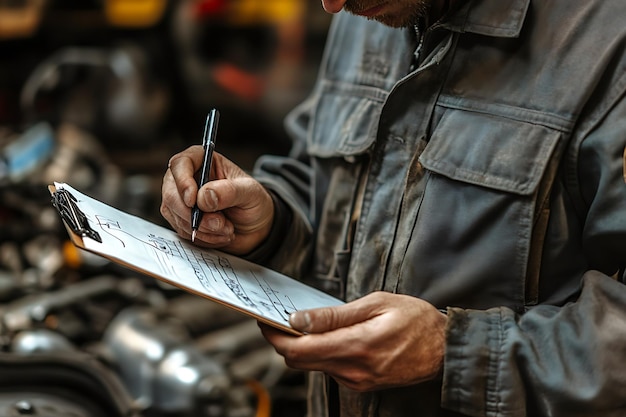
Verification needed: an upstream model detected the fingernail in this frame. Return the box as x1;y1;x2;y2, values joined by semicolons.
290;311;311;332
207;217;221;231
183;188;193;206
208;189;219;209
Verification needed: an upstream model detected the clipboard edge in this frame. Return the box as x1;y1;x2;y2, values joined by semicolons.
48;183;315;337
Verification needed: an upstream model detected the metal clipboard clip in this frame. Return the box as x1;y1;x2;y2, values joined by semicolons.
51;188;102;243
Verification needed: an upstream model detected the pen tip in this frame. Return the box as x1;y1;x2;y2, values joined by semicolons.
191;230;197;242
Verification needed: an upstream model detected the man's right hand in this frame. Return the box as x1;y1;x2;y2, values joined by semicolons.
160;145;275;256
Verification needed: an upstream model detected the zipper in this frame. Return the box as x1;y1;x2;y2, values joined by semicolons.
409;24;425;73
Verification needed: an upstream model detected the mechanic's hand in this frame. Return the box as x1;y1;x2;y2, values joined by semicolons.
259;291;448;392
161;146;274;255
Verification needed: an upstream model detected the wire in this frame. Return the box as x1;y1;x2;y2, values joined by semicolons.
246;379;271;417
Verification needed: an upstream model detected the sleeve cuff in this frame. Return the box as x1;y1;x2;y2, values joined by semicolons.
242;190;293;264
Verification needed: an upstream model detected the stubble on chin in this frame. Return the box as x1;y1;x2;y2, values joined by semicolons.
343;0;428;28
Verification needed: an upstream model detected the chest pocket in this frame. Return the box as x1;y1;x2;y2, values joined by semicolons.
305;82;387;297
408;107;564;310
308;80;386;157
421;108;561;195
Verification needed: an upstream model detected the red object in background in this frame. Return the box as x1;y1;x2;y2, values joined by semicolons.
212;63;264;102
193;0;227;19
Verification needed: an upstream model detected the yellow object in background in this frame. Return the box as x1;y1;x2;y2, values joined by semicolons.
63;240;82;270
0;0;47;39
104;0;168;28
226;0;305;26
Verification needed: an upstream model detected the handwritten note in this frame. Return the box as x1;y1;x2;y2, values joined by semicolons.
52;182;344;334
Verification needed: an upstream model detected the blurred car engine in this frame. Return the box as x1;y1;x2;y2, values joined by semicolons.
0;121;306;417
0;1;331;415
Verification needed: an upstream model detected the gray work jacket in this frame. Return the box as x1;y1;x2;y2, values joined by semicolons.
252;0;626;416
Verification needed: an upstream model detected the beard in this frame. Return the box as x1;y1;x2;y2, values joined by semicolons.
343;0;429;28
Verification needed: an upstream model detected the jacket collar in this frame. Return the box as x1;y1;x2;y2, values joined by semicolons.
446;0;531;38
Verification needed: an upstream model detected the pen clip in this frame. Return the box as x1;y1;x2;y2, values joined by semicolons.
196;109;219;188
202;109;219;148
52;188;102;243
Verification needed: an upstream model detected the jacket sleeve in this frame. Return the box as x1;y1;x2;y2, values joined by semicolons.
248;95;318;279
441;80;626;417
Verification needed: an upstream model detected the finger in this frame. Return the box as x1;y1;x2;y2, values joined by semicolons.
261;321;379;385
166;212;234;247
166;202;234;243
289;292;388;333
261;317;360;360
160;204;187;232
258;322;300;349
258;323;339;370
161;171;191;229
277;331;365;374
192;212;235;245
168;145;204;207
198;176;271;213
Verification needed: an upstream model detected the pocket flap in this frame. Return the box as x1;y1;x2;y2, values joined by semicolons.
420;109;562;195
308;81;386;158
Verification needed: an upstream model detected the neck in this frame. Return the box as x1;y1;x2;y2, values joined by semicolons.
428;0;457;25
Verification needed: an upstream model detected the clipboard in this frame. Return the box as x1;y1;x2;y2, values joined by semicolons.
49;182;344;335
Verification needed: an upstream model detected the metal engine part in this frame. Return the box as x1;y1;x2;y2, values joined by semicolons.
102;307;253;417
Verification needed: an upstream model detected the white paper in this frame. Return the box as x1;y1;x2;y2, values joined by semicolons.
53;182;344;334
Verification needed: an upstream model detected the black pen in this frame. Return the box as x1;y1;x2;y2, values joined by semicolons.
191;109;220;242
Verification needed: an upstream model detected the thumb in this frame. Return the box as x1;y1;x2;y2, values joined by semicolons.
290;294;384;333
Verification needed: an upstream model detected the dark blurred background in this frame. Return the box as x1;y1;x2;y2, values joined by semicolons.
0;1;330;416
1;0;331;205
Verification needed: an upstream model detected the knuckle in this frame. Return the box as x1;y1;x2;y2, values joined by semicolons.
181;177;197;190
370;291;388;302
337;371;373;392
276;341;305;363
280;345;299;361
168;152;185;166
320;308;341;330
351;376;370;391
159;203;169;219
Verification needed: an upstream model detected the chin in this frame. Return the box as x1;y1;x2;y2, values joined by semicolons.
372;14;417;28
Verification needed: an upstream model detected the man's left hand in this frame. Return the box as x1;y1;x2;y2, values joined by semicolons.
259;291;448;392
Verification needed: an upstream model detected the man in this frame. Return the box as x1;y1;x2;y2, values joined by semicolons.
161;0;626;416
